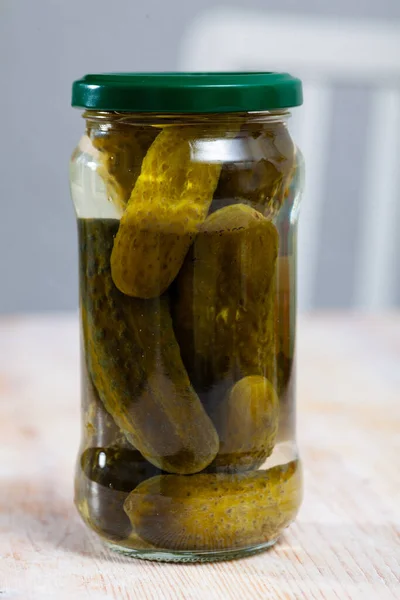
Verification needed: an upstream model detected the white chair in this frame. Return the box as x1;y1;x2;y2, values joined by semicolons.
179;9;400;311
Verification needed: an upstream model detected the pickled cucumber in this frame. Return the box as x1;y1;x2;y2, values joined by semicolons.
79;218;219;475
174;204;279;392
124;461;302;551
90;125;157;210
111;127;222;298
211;375;279;472
212;122;295;218
75;447;160;541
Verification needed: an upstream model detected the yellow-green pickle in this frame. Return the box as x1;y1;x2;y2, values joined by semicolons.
70;72;304;562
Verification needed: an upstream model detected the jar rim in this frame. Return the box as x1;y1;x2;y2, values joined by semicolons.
83;110;292;128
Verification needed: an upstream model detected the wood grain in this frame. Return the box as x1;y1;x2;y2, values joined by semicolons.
0;314;399;600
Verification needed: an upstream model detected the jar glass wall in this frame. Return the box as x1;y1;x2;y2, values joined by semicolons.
70;108;304;562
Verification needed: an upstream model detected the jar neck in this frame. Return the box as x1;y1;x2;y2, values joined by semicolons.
83;110;291;128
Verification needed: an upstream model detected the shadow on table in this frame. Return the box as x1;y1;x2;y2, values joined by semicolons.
10;507;399;571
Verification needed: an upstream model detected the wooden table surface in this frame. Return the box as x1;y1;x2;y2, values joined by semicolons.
0;314;399;600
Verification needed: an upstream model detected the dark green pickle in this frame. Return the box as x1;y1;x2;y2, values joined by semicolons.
174;204;278;392
79;219;219;475
172;203;280;473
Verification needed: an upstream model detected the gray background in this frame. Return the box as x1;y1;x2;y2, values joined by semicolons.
1;0;400;313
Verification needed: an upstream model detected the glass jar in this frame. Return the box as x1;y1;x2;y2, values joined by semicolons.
70;73;304;562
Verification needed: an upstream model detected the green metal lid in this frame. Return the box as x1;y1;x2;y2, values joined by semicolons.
71;72;303;113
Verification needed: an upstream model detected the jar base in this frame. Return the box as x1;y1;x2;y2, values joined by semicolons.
106;538;279;563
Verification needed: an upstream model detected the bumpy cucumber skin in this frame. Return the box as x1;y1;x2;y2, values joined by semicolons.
124;461;302;551
211;375;279;473
110;127;222;298
79;218;219;475
174;204;279;393
212;122;296;218
90;125;157;210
